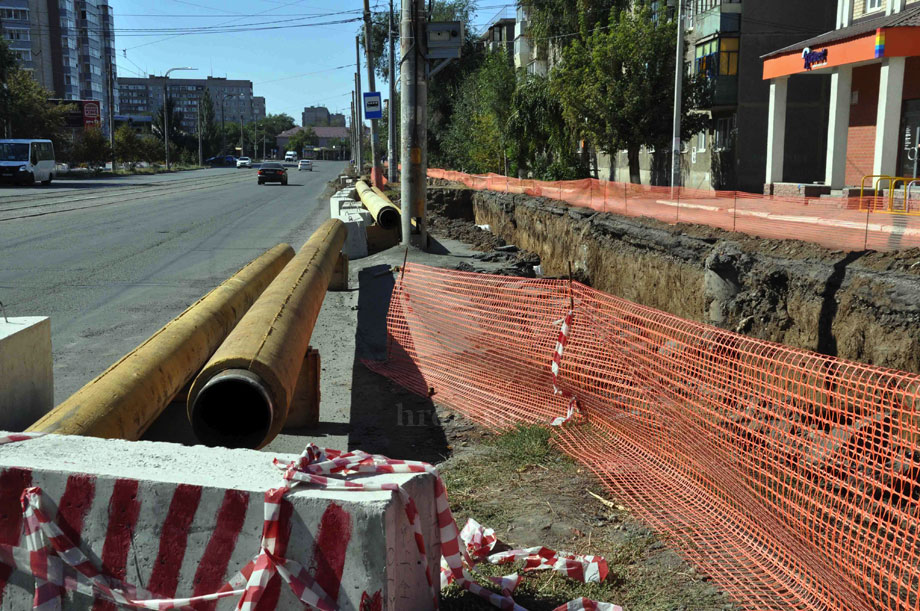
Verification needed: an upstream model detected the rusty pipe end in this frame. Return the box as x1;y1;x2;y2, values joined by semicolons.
189;369;275;449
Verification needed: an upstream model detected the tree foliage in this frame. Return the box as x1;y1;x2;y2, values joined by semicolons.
2;61;71;138
73;127;112;169
114;124;142;165
551;3;710;183
286;127;318;156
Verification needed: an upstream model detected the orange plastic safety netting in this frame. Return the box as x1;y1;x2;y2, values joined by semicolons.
365;263;920;610
427;169;920;252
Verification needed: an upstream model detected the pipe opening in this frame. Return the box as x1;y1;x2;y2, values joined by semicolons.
378;208;399;230
191;369;273;449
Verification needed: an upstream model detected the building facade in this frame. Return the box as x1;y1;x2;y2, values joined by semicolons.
1;0;117;135
762;0;920;192
602;0;837;191
252;96;266;121
117;76;257;134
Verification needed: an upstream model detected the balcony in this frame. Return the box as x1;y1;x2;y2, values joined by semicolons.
694;9;741;38
711;75;738;107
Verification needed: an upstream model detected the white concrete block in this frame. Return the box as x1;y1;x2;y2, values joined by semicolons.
0;317;52;431
0;434;440;610
339;210;369;259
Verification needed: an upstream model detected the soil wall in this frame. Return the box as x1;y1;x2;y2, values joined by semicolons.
461;189;920;373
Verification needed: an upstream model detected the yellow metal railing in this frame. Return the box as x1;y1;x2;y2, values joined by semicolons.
859;175;920;214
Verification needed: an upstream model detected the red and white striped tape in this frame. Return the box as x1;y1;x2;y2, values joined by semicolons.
0;435;619;610
550;311;581;427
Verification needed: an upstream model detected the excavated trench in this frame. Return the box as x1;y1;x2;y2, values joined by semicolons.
427;185;920;374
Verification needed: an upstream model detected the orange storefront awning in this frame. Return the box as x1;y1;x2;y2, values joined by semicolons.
763;26;920;80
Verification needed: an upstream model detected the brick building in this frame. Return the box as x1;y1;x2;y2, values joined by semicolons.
762;0;920;192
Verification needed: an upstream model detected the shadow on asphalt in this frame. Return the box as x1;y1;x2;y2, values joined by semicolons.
346;264;450;463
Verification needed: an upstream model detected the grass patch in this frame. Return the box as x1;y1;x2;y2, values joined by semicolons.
438;422;733;610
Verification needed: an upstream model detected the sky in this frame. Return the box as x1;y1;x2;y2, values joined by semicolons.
112;0;515;124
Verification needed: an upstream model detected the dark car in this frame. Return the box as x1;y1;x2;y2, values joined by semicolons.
258;162;288;185
205;155;237;167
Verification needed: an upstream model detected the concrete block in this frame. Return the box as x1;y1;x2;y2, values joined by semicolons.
330;252;349;291
0;317;52;431
339;210;368;259
0;434;440;610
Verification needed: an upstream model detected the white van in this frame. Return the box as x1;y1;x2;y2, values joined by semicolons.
0;139;56;185
284;151;297;163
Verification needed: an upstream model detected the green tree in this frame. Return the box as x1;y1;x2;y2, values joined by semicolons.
198;89;219;157
286;127;318;157
507;74;584;180
73;127;112;170
114;124;142;166
243;113;296;159
438;51;515;174
151;98;185;145
552;3;709;184
3;68;71;139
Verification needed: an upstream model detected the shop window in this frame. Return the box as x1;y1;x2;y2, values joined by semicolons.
719;38;739;76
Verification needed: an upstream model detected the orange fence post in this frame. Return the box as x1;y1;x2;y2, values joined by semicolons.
732;191;738;233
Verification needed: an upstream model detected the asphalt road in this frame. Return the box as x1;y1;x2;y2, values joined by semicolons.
0;161;342;408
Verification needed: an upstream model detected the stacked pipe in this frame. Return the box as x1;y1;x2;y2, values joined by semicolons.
355;180;400;230
187;218;347;449
27;244;295;439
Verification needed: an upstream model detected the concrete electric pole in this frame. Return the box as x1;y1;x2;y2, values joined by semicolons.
106;61;116;171
400;0;428;248
388;0;397;184
355;37;363;173
354;73;363;171
363;0;381;185
670;0;685;191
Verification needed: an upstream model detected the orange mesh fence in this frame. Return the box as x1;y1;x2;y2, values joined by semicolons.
428;169;920;252
365;263;920;610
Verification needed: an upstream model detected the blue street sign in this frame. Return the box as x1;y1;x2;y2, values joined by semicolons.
363;92;383;120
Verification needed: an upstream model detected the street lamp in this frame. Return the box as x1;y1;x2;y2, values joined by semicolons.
163;66;197;171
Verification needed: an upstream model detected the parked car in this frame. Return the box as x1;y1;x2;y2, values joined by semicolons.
0;139;56;185
257;162;288;185
236;157;252;168
298;159;313;172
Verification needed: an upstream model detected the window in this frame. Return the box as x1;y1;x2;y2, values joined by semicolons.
695;40;718;78
719;38;739;76
714;115;736;151
866;0;883;11
697;131;707;152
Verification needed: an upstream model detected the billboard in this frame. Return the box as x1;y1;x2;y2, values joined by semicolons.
48;99;103;130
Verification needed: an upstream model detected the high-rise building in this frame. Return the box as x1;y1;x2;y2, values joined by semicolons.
0;0;118;135
117;76;258;134
302;105;331;127
253;96;266;121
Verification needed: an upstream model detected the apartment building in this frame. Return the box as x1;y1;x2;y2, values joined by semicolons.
118;76;257;134
762;0;920;192
1;0;118;135
253;96;266;121
302;106;345;128
480;17;515;55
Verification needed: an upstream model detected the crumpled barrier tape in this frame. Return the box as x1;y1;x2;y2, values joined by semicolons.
0;434;619;610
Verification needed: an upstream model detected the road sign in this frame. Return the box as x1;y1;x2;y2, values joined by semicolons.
363;92;382;120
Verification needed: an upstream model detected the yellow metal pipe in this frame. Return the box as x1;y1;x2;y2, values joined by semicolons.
187;219;347;449
27;244;296;439
356;180;400;230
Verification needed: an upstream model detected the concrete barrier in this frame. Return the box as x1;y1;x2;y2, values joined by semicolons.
0;317;52;430
0;434;440;610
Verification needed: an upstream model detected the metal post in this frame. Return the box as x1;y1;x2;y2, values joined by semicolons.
400;0;427;248
355;73;363;171
163;81;170;170
197;102;202;167
388;0;397;183
106;60;115;171
363;0;381;185
670;0;685;192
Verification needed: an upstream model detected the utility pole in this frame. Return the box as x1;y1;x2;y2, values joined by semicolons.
239;113;244;157
670;0;685;191
388;0;397;183
400;0;427;248
363;0;381;185
351;94;358;168
354;73;363;171
197;102;203;167
106;60;116;171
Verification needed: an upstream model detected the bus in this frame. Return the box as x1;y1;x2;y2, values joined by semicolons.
0;139;56;185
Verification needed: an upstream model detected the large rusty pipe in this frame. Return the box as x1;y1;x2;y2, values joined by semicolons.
356;180;400;230
187;219;347;449
27;244;296;438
